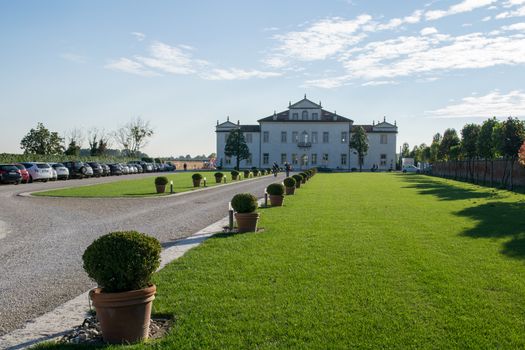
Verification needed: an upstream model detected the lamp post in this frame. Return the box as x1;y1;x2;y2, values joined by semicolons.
170;180;174;194
228;201;234;231
264;188;268;207
203;177;207;187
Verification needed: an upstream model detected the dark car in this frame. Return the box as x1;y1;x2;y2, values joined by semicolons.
88;162;103;177
108;163;123;176
63;161;93;179
0;164;22;184
100;163;111;176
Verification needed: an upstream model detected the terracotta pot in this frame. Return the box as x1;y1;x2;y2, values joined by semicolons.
235;212;260;232
90;285;156;344
155;184;166;194
192;179;201;187
232;175;238;180
215;177;222;183
285;186;295;195
269;195;284;206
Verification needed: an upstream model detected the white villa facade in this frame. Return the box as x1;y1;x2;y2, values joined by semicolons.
215;97;398;171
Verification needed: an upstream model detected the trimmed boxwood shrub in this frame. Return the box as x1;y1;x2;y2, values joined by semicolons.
243;170;251;177
231;170;239;177
192;173;203;181
82;231;161;293
154;176;169;186
214;172;224;178
283;177;296;187
292;174;303;184
266;183;285;196
299;172;308;181
231;193;258;213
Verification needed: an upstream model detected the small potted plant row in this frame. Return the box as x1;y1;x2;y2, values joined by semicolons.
266;183;285;206
283;177;296;195
231;193;259;232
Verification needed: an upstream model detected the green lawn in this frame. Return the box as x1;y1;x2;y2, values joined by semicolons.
33;172;250;198
38;173;525;348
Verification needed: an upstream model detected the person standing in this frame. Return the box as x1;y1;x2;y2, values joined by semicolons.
285;162;291;177
183;163;187;171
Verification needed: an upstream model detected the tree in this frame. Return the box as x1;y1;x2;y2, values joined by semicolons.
461;123;481;182
224;128;251;170
477;117;500;185
114;117;154;157
438;129;460;161
20;122;64;155
64;140;81;156
349;126;369;172
498;117;525;189
429;133;441;162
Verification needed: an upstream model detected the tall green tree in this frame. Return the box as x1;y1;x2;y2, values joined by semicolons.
461;123;481;182
438;129;460;161
498;117;525;189
224;128;251;170
477;117;500;185
64;140;81;156
349;126;369;172
429;133;441;162
20;122;64;155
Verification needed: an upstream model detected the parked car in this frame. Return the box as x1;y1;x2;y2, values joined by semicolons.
100;163;111;176
402;165;420;173
20;162;53;182
63;161;93;179
134;164;143;173
50;167;58;181
87;162;103;177
108;163;123;176
120;164;130;175
14;163;30;183
0;164;22;184
50;163;69;180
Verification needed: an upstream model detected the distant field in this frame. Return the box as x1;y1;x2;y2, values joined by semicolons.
36;173;525;348
33;171;250;197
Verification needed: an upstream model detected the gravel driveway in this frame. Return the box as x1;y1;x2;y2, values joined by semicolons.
0;173;284;336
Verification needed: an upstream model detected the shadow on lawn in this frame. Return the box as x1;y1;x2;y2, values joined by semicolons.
399;174;495;201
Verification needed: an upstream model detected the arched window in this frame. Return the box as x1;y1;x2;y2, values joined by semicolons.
302;110;308;120
302;131;309;143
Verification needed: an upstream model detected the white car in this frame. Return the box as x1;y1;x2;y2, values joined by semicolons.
50;163;69;180
402;165;420;173
20;162;54;182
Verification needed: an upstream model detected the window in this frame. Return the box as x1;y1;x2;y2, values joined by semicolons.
302;131;309;143
292;113;299;120
225;156;231;165
312;112;319;120
263;153;269;165
380;154;387;166
323;132;329;143
322;153;329;163
281;131;287;143
312;132;318;143
292;131;299;143
341;132;347;143
281;153;287;164
245;133;252;143
263;131;269;143
311;153;317;165
341;154;347;165
292;153;298;165
302;110;308;120
246;155;252;165
380;134;388;144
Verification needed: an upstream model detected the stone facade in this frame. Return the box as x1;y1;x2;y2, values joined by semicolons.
216;97;398;171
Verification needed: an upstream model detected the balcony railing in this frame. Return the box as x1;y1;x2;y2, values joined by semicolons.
297;142;312;148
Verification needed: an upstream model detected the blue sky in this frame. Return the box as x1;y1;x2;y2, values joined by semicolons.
1;0;525;157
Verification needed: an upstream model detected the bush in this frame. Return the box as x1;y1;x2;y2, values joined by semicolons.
243;170;251;177
292;174;303;184
154;176;169;186
283;177;296;187
214;172;224;178
299;172;307;181
266;183;285;196
231;193;258;213
192;173;203;181
82;231;161;293
231;170;239;177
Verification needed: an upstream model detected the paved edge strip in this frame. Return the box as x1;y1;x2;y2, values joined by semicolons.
18;174;276;199
0;215;231;350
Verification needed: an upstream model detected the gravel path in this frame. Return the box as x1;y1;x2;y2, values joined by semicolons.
0;173;284;336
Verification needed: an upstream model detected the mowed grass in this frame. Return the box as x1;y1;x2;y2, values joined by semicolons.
33;172;246;198
38;173;525;349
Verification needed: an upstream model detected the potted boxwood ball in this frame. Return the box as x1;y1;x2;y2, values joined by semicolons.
231;170;239;180
82;231;161;344
231;193;259;232
154;176;169;194
214;172;224;183
192;173;203;187
292;174;302;188
299;172;308;183
266;183;285;206
283;177;296;195
243;170;251;178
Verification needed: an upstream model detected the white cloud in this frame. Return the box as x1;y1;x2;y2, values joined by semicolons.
134;41;207;75
426;90;525;117
502;22;525;30
201;68;281;80
482;16;492;20
425;0;496;20
495;5;525;18
375;10;423;30
131;32;146;41
105;58;159;76
361;80;398;86
302;75;352;89
420;27;438;35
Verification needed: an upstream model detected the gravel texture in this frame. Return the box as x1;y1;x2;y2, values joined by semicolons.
0;172;284;337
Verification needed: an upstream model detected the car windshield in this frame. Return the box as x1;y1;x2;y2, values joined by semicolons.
0;165;18;171
54;163;65;167
14;164;26;170
37;163;50;169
